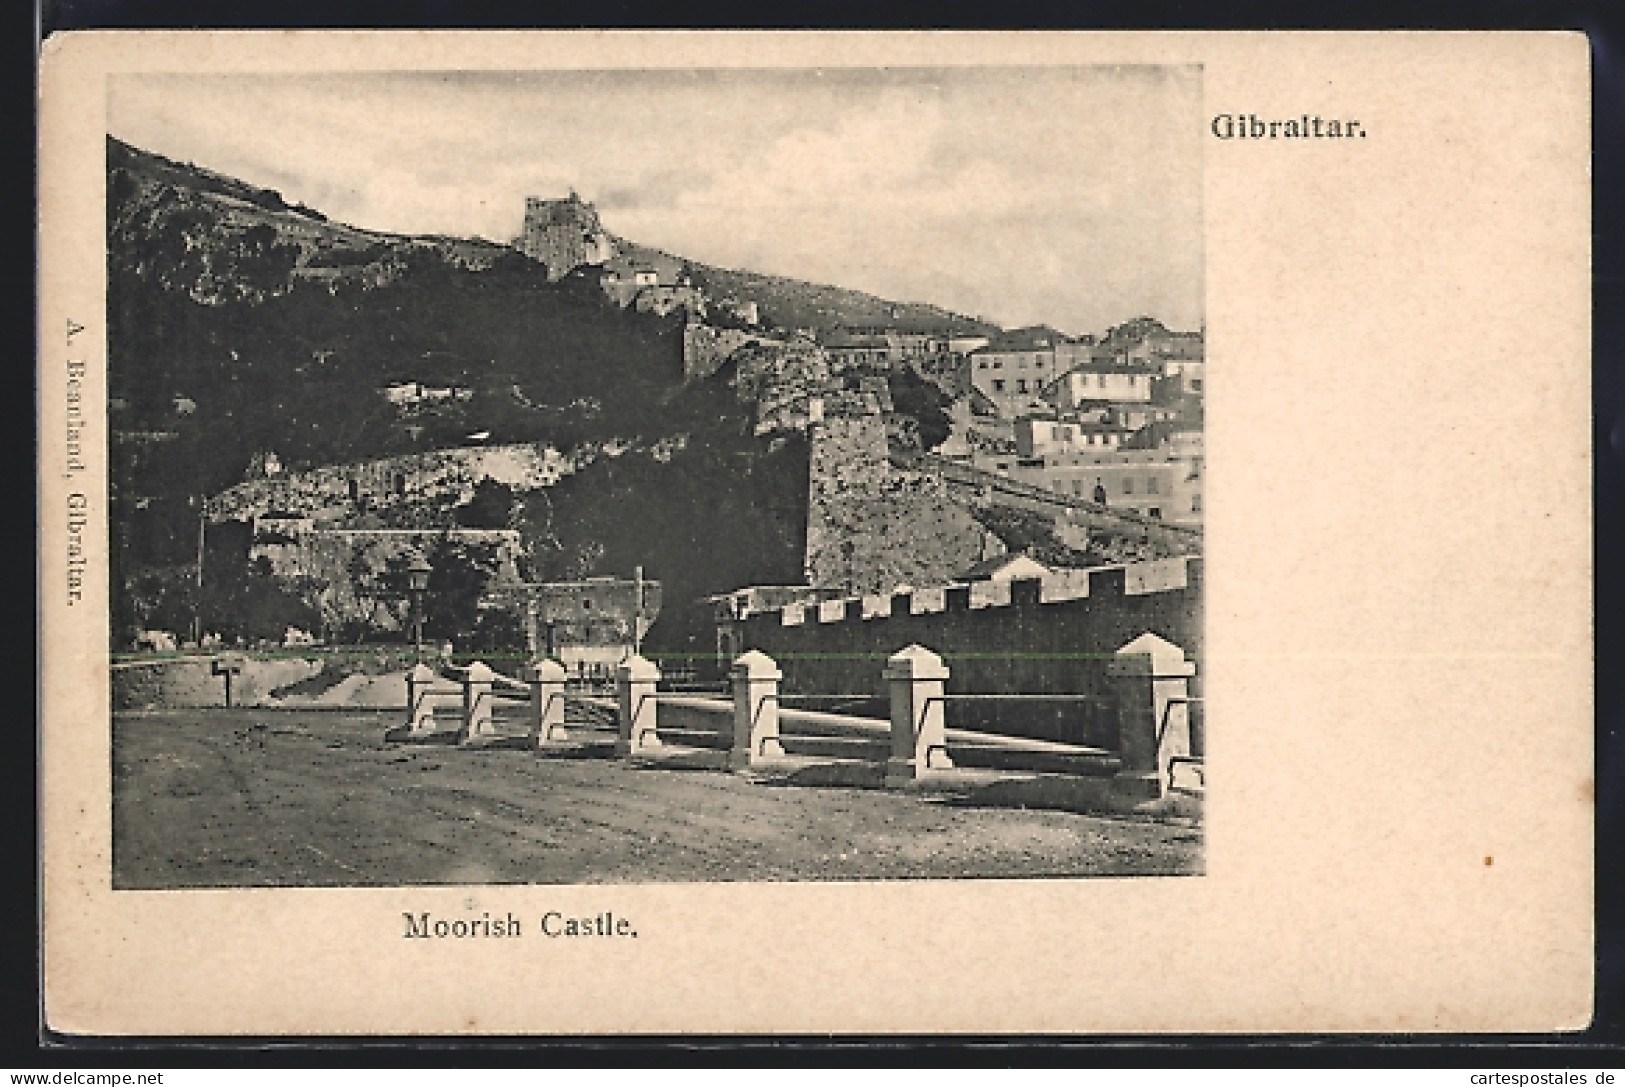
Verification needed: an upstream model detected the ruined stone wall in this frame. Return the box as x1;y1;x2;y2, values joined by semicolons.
681;324;762;382
253;527;524;631
803;414;990;595
208;444;571;524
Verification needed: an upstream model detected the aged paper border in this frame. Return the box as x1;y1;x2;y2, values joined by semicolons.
39;30;1593;1035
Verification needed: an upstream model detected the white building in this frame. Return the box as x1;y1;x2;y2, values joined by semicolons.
1014;417;1139;458
1051;359;1155;408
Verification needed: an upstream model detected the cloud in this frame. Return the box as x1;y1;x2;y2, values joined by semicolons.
680;92;1021;222
109;68;1204;334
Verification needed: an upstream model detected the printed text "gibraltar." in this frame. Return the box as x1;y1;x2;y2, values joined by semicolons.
1212;114;1366;140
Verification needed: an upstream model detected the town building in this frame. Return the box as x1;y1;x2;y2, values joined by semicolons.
1050;357;1156;409
822;330;899;368
964;327;1068;419
1014;417;1139;458
971;447;1202;525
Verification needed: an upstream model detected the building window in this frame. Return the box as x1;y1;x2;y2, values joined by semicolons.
993;360;1003;369
1051;426;1063;441
1073;479;1084;495
1123;478;1134;494
1147;476;1159;494
582;598;593;611
347;479;360;502
1192;494;1202;513
978;361;988;369
993;380;1005;392
1016;379;1027;393
1148;508;1162;519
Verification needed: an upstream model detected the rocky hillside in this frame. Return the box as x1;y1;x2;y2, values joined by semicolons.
662;249;995;337
108;137;513;304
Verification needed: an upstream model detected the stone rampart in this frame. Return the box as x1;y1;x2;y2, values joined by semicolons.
737;555;1201;745
924;452;1201;556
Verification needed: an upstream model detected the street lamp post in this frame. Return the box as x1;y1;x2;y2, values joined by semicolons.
406;552;433;660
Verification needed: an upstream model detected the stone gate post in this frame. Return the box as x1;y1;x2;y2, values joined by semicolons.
1107;632;1195;798
884;644;954;785
459;660;496;744
729;649;784;769
614;653;662;756
524;657;569;745
406;662;439;734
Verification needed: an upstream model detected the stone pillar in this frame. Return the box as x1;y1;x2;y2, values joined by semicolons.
406;662;440;734
729;649;784;769
1107;632;1196;798
459;660;497;743
524;657;569;745
614;653;662;756
884;644;954;785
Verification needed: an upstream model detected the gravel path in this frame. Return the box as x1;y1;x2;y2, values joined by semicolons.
113;709;1202;888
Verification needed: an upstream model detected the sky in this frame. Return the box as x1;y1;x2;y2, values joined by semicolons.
109;67;1203;336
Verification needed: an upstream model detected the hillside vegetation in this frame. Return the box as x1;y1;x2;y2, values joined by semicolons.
107;138;843;651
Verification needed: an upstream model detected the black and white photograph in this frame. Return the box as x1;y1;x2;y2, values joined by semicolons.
104;65;1206;888
40;31;1591;1035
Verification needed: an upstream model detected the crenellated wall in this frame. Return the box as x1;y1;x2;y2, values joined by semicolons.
734;555;1202;745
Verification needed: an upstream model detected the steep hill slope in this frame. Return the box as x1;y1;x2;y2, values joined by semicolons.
108;136;512;303
610;235;996;336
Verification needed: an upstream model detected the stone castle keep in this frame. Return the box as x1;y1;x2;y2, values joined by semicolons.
514;193;617;282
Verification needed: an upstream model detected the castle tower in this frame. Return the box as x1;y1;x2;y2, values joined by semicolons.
515;192;617;282
803;407;986;594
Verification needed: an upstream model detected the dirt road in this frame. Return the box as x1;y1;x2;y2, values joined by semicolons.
113;709;1201;887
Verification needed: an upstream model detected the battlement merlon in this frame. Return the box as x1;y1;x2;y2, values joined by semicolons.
727;553;1203;627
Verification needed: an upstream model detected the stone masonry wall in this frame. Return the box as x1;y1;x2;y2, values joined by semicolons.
738;557;1202;747
803;414;989;596
682;324;763;382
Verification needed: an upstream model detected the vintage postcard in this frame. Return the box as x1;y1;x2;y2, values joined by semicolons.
39;31;1592;1034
